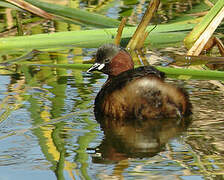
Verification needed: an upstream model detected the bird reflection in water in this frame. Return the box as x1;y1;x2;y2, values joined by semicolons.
90;116;191;163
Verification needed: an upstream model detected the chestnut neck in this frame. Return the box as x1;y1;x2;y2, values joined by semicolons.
108;50;134;78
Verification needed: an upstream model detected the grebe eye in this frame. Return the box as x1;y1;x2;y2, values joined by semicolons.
105;58;110;63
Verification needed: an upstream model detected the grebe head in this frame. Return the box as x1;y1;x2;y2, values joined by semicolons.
87;44;134;77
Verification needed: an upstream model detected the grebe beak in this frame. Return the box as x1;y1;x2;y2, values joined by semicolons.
87;63;105;73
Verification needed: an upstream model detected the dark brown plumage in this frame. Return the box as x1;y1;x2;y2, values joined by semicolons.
87;44;192;121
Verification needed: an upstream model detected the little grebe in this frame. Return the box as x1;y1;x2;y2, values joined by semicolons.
87;44;192;120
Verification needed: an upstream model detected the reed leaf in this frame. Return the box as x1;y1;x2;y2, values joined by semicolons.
0;1;21;10
24;0;121;28
20;63;224;80
6;0;54;19
184;0;224;49
0;22;196;52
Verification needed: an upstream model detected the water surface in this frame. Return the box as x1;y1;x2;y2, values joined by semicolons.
0;63;224;179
